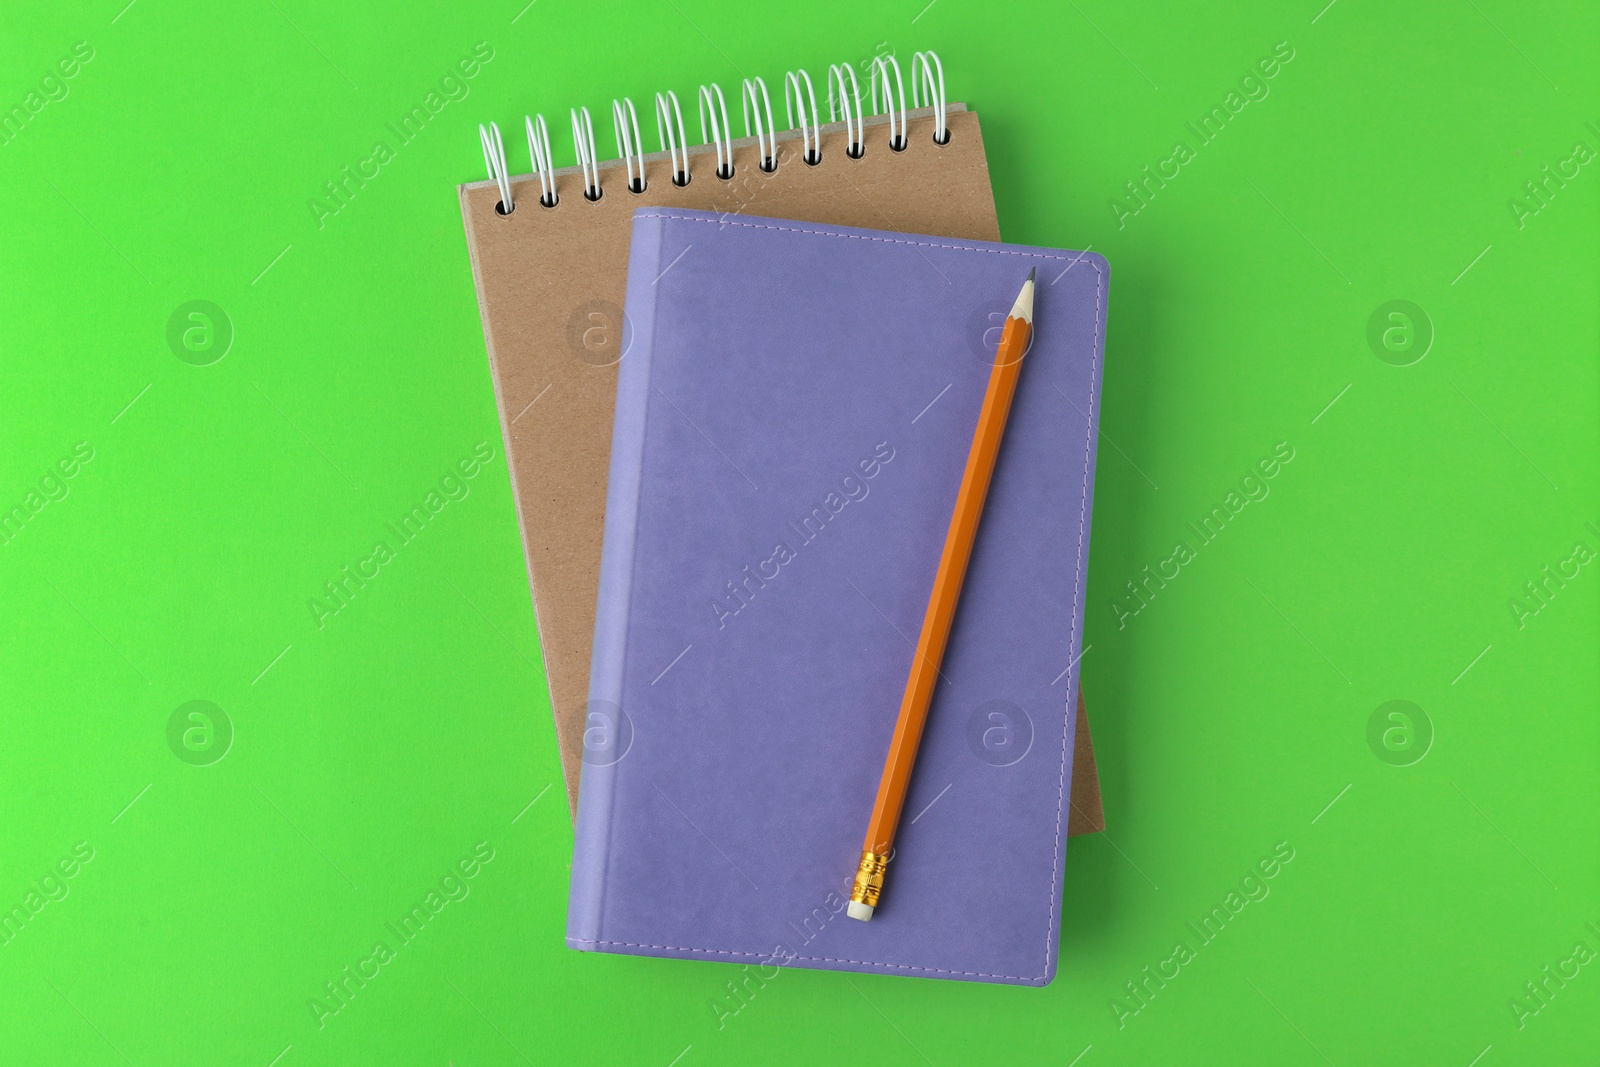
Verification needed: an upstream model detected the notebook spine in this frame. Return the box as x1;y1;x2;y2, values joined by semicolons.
566;212;669;948
475;51;950;214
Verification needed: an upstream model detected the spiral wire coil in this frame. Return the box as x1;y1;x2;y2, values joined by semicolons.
477;52;951;210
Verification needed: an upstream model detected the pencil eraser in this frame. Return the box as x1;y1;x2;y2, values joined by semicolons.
847;901;874;922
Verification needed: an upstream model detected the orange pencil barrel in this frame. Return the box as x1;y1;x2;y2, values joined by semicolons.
849;270;1036;921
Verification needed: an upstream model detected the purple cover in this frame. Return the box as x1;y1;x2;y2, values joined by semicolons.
569;208;1108;986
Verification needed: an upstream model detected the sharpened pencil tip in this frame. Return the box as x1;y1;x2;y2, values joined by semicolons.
1010;269;1036;324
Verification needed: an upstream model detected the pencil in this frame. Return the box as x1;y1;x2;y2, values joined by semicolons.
848;267;1037;921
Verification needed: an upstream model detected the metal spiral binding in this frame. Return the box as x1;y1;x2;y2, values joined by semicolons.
784;69;822;165
827;62;865;159
571;106;601;200
477;52;953;210
912;51;948;145
656;90;691;187
741;76;777;172
526;113;557;206
612;98;647;193
699;83;734;179
870;55;908;151
479;121;513;213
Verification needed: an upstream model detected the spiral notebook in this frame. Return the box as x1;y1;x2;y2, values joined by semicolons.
456;56;1104;833
569;209;1108;985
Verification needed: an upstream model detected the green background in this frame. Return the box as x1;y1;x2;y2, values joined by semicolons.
2;0;1595;1062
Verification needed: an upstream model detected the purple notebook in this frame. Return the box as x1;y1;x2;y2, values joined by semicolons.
569;208;1108;986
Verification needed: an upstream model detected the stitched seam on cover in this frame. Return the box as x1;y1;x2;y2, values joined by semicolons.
1046;235;1103;979
635;213;1096;264
619;211;1106;982
567;938;1037;980
597;216;671;938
